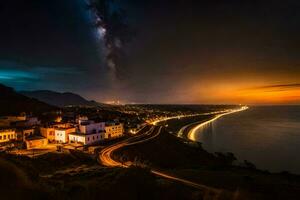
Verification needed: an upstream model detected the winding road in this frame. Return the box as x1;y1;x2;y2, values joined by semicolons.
99;124;222;196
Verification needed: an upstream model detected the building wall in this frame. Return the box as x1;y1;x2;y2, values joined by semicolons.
85;132;105;145
26;138;48;149
40;127;55;141
105;124;124;139
55;128;76;143
16;129;34;141
69;134;86;144
69;132;105;145
22;129;34;141
79;122;105;134
0;130;16;143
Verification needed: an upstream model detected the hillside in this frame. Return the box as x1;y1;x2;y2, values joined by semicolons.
20;90;100;107
0;84;57;115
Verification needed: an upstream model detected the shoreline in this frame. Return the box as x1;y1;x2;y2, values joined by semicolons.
113;114;300;199
178;106;248;141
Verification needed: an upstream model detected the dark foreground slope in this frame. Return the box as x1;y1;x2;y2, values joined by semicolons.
2;127;299;200
0;84;57;115
114;128;300;200
0;152;211;200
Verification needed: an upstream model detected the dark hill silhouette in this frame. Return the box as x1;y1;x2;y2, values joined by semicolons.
20;90;103;107
0;84;57;115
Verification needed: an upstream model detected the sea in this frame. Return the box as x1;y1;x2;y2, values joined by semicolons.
193;106;300;174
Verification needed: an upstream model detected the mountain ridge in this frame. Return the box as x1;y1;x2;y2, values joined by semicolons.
0;84;57;115
20;90;104;107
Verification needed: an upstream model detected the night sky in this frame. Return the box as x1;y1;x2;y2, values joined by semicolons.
1;0;300;104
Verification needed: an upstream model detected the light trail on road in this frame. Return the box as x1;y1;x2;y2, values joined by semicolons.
150;113;203;125
99;124;222;196
151;170;221;194
188;106;249;141
100;126;156;167
150;109;232;126
177;106;248;138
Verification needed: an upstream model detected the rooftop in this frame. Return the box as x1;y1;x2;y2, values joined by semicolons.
69;131;104;136
26;136;46;141
55;127;75;131
0;129;15;132
105;122;121;126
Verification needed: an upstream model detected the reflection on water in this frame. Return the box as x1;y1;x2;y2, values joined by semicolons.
198;122;214;149
194;106;300;174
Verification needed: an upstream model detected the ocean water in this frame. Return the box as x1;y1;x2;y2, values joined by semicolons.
194;106;300;174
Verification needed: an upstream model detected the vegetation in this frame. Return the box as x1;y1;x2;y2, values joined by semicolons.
0;153;209;200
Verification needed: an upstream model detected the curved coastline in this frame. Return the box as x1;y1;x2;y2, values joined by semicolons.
178;106;249;141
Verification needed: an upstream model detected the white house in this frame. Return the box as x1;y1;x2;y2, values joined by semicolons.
55;127;76;143
69;132;105;145
79;121;105;134
69;121;106;145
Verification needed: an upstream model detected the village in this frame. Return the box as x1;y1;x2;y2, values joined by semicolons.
0;103;234;158
0;113;126;156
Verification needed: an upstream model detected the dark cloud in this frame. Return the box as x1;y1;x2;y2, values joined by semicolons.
249;84;300;90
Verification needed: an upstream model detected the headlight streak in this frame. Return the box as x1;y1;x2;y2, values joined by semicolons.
188;106;249;141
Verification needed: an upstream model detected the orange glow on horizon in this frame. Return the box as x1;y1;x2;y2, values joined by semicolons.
234;88;300;104
215;84;300;104
190;82;300;105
